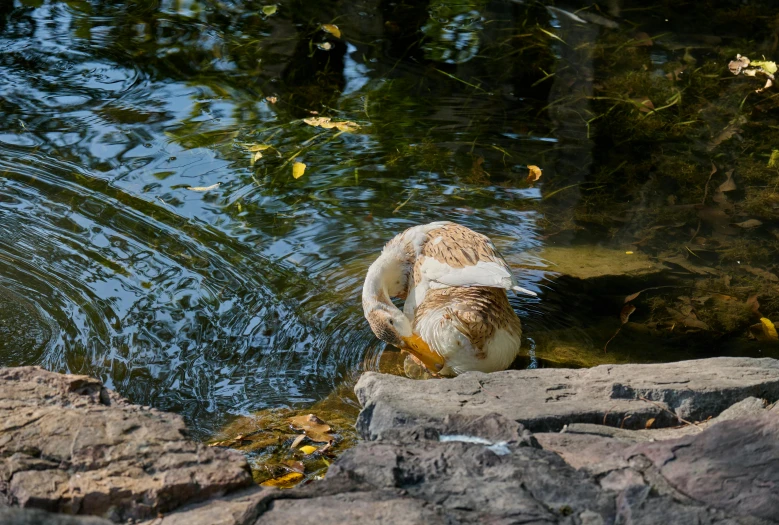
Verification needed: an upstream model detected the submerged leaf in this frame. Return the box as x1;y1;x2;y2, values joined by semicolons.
620;304;636;324
260;472;303;488
321;24;341;38
760;318;778;340
299;445;318;455
733;219;762;229
292;162;306;179
527;165;543;182
289;413;334;442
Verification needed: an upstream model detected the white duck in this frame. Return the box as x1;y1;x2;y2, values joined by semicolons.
362;221;535;375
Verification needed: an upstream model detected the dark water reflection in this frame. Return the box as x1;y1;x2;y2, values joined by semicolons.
2;0;778;437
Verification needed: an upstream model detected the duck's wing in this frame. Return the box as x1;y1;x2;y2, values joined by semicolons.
415;223;536;296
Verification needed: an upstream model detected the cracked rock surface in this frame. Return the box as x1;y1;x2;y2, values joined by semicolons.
0;367;252;522
2;358;778;524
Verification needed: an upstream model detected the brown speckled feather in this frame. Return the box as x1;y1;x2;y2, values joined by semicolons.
420;223;503;269
414;287;521;358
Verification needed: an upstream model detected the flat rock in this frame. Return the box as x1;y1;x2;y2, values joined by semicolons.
512;245;665;280
356;357;779;439
0;367;252;522
622;413;779;521
0;508;113;525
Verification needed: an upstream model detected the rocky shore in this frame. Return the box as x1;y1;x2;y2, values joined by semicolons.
2;358;778;524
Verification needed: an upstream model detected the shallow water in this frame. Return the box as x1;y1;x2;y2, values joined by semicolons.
2;0;779;439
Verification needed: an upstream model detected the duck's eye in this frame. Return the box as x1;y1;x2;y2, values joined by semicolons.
389;319;394;325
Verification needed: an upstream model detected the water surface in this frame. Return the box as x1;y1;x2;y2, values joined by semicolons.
2;0;778;438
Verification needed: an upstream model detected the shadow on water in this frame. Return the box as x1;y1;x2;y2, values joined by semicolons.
2;0;779;480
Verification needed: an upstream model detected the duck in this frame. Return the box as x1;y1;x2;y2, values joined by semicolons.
362;221;535;375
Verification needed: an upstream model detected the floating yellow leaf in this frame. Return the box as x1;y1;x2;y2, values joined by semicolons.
266;96;278;104
299;445;317;455
625;251;634;255
321;24;341;38
186;183;220;192
252;152;263;163
303;117;359;133
760;318;778;340
260;472;303;488
526;165;542;182
262;5;277;16
335;121;359;132
750;60;778;75
246;144;271;152
292;162;306;179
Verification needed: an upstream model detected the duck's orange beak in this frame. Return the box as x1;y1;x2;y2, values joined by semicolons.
401;334;444;373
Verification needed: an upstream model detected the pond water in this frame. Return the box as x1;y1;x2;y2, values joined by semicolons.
2;0;779;445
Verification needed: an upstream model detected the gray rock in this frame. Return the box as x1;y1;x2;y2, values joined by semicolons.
356;357;779;439
0;367;252;522
622;413;779;522
0;508;113;525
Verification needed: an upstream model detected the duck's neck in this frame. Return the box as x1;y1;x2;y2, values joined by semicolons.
362;252;404;312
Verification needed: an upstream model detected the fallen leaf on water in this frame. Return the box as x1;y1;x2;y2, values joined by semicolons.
645;418;655;429
292;162;306;179
266;96;278;104
733;219;762;229
289;413;334;443
262;5;277;16
605;303;637;352
760;318;778;340
186;183;221;192
321;24;341;38
252;152;263;163
625;251;634;255
750;60;778;75
335;121;359;132
527;165;543;182
624;291;641;303
728;55;776;93
299;445;318;455
303;117;359;132
260;472;304;488
728;54;750;75
316;42;333;51
768;150;779;168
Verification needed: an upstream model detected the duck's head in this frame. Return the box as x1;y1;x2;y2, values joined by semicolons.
364;302;412;348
